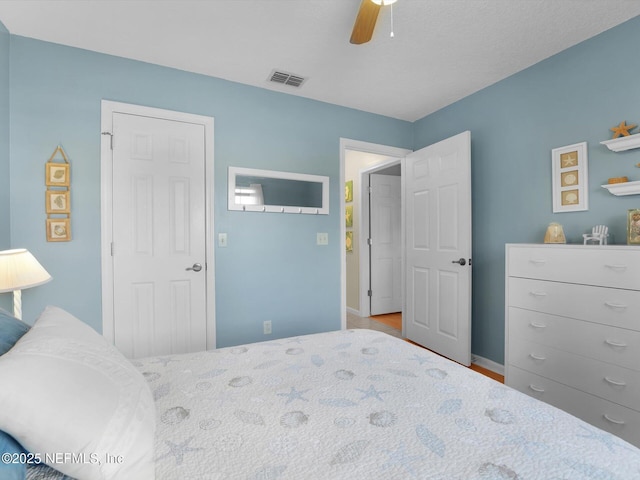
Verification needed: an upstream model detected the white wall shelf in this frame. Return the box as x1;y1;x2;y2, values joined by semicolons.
601;180;640;196
601;133;640;152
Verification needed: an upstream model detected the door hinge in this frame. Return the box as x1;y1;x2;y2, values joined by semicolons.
110;242;115;256
101;131;113;150
367;238;373;246
368;186;373;194
367;289;372;297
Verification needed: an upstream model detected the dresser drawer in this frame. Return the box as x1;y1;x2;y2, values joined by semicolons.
507;244;640;289
508;277;640;332
508;308;640;371
509;336;640;410
507;366;640;447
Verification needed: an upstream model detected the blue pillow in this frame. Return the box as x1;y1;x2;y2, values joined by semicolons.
0;430;26;480
0;309;30;356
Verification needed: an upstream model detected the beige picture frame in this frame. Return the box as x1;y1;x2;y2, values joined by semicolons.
46;218;71;242
551;142;588;213
628;208;640;245
45;190;70;214
45;162;70;187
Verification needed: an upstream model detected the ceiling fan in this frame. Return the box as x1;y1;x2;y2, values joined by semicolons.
350;0;397;45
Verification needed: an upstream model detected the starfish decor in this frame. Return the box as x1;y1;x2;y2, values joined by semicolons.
610;120;637;138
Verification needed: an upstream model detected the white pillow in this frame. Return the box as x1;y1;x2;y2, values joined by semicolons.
0;306;155;480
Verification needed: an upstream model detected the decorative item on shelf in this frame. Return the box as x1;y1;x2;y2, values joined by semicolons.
551;142;588;213
610;120;637;138
544;222;566;244
45;145;71;242
608;176;628;184
583;225;608;245
0;249;52;319
636;163;640;168
628;209;640;245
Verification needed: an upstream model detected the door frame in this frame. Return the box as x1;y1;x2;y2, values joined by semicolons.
359;160;402;318
339;138;411;329
100;100;216;349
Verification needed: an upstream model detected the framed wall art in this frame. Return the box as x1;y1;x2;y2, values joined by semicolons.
45;162;70;187
345;180;353;203
45;145;72;242
46;218;71;242
628;208;640;245
345;205;353;227
45;190;70;214
551;142;589;213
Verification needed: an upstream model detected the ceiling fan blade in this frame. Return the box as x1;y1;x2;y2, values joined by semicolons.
350;0;381;45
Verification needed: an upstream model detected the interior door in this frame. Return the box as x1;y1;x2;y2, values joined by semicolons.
404;131;472;365
369;173;402;315
111;112;207;358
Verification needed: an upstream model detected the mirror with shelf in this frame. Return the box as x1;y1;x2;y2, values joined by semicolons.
228;166;329;214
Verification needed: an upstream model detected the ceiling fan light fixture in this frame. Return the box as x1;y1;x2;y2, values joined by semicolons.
370;0;397;5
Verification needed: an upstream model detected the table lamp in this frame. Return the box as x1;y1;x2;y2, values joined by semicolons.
0;249;52;319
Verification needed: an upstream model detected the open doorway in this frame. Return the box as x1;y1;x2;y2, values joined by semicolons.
339;139;411;332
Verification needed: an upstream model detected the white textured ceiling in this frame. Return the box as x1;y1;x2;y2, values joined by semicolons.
0;1;639;121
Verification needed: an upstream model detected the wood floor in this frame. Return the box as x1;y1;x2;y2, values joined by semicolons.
347;312;504;383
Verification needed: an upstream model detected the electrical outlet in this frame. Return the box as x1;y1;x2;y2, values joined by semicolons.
263;320;272;335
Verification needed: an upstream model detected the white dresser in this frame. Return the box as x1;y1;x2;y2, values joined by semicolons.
505;243;640;447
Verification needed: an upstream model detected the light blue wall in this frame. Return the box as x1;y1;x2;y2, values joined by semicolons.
8;36;412;346
414;16;640;365
0;20;9;250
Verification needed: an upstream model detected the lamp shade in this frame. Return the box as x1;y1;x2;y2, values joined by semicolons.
0;249;52;293
371;0;397;5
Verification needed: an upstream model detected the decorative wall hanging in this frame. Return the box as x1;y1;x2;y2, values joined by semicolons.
551;142;589;213
345;180;353;202
45;146;71;242
628;209;640;245
345;205;353;227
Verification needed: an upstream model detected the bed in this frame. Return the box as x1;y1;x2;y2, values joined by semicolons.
1;306;640;480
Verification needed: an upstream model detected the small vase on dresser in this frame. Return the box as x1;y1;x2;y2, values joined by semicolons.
505;243;640;447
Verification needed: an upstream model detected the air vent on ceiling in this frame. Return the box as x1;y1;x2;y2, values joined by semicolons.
269;70;306;88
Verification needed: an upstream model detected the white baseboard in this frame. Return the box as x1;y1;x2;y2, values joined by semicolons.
346;307;361;316
471;354;504;376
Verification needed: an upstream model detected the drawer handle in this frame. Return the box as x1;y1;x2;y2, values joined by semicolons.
604;301;628;310
529;259;547;265
528;384;545;393
603;414;626;425
529;291;548;298
604;376;627;387
529;322;546;329
529;353;546;361
604;264;628;271
605;339;628;348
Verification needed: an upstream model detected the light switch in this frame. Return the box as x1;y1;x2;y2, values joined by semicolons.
317;233;329;245
218;233;228;247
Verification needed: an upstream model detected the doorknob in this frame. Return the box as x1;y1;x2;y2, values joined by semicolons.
451;258;466;266
186;263;203;272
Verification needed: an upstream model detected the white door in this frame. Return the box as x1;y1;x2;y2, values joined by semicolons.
110;112;208;358
404;131;472;366
370;173;402;315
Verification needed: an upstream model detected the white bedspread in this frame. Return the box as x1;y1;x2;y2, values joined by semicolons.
134;329;640;479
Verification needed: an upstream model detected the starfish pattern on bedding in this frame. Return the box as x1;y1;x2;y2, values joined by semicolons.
408;354;432;365
155;437;204;466
277;386;311;404
382;442;423;478
356;384;389;402
577;425;631;453
150;356;180;367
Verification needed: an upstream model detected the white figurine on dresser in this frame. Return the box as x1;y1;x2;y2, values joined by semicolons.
505;243;640;447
